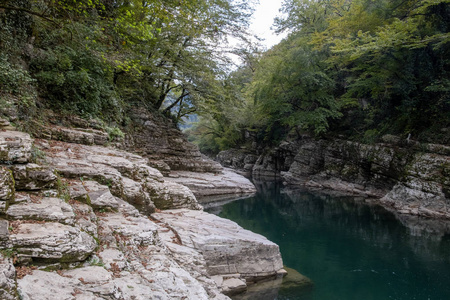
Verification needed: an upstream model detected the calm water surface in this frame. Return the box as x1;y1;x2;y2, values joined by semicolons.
205;182;450;300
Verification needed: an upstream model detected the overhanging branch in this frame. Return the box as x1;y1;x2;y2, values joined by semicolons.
0;5;59;25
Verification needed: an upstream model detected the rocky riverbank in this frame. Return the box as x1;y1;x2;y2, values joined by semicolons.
217;135;450;219
0;126;282;299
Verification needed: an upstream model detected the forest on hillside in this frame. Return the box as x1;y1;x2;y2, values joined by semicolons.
1;0;449;153
0;0;255;130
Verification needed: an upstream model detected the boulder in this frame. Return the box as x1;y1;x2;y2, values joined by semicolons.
9;222;97;263
9;164;56;190
153;209;284;283
6;197;75;224
0;131;32;164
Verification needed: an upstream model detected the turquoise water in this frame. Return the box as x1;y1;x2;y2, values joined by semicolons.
206;182;450;300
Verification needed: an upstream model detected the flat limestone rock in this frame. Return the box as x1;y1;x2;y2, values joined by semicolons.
82;181;120;210
95;202;224;300
17;269;112;300
10;164;56;191
9;222;97;263
153;209;284;281
0;131;32;164
98;211;159;247
6;197;75;224
63;266;112;284
166;168;256;198
38;140;202;211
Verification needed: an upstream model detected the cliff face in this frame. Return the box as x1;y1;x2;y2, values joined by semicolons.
122;107;223;175
217;136;450;219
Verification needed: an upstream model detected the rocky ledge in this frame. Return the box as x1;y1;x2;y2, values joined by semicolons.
0;129;282;299
217;135;450;219
166;169;256;201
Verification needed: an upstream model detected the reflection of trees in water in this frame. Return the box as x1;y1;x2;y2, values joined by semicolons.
228;181;450;264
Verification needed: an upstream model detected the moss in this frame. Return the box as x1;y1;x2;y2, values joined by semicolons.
2;168;15;211
54;172;70;202
85;194;92;206
0;248;17;259
30;145;46;164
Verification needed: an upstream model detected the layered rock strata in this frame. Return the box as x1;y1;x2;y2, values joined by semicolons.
166;169;256;201
123;107;222;174
0;129;281;299
218;136;450;219
153;209;284;285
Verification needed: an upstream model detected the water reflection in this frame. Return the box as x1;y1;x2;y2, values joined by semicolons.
207;181;450;300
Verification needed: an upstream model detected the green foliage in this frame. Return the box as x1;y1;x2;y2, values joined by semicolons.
0;55;37;115
0;55;35;95
1;0;448;151
106;126;125;142
31;145;46;164
250;35;342;138
55;174;70;202
29;21;122;120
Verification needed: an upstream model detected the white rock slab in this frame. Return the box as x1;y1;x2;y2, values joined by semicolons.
10;222;97;262
153;209;284;280
6;197;75;224
166;168;256;198
0;130;32;164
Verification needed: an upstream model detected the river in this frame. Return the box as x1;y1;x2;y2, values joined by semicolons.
205;181;450;300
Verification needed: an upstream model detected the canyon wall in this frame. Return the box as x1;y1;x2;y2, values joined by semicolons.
217;135;450;219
